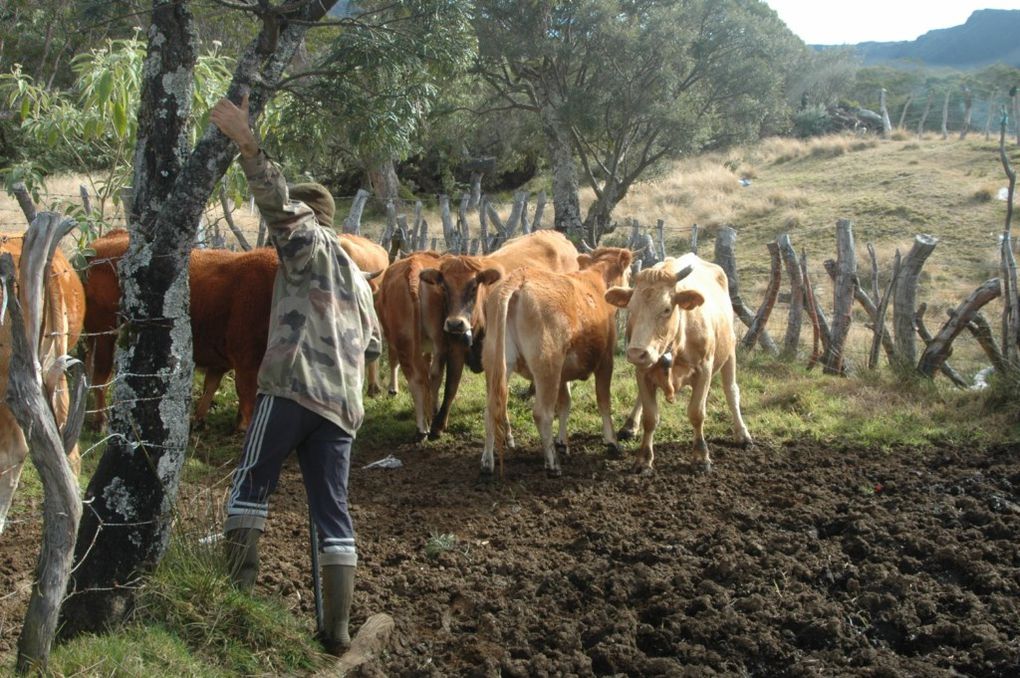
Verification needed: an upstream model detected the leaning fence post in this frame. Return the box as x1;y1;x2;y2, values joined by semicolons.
690;224;699;255
914;303;968;387
869;251;901;369
893;234;938;366
918;278;1002;378
777;233;804;357
457;192;470;253
655;219;666;260
822;219;856;375
532;191;546;230
715;226;778;355
741;241;781;351
801;250;831;369
343;189;370;235
966;311;1006;374
479;197;491;254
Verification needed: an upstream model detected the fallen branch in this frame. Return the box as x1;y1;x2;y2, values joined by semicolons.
914;303;968;387
918;278;1001;378
741;241;781;351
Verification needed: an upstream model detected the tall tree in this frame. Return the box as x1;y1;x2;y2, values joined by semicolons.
60;0;338;637
475;0;800;243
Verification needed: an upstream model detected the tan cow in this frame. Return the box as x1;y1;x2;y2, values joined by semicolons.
605;253;751;474
417;230;580;439
481;247;633;478
375;250;443;440
0;235;85;533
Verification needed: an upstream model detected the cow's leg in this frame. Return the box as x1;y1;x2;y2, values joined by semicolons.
402;355;431;443
234;368;258;433
386;341;400;396
430;347;466;440
365;358;382;397
594;358;619;455
720;352;752;447
687;365;713;473
427;348;446;421
86;335;116;432
0;407;29;534
532;374;562;477
635;370;659;473
554;380;571;454
194;368;226;429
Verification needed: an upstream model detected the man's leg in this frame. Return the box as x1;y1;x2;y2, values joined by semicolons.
224;394;309;589
297;419;356;654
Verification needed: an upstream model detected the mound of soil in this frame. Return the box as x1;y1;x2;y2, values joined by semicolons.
3;437;1019;676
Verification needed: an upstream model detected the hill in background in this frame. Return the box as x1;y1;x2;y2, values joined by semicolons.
820;9;1020;69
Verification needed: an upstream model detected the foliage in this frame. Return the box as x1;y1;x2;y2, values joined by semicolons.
273;0;476;186
792;104;834;138
474;0;805;241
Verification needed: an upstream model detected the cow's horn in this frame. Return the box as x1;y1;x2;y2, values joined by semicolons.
579;239;595;253
363;270;383;281
675;265;694;283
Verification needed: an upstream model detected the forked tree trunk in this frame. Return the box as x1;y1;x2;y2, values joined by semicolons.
541;105;582;237
60;0;338;637
892;234;938;368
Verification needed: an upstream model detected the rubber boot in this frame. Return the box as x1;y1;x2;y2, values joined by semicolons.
320;564;355;656
224;527;262;591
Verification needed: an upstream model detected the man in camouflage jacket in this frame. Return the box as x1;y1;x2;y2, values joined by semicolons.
211;94;382;655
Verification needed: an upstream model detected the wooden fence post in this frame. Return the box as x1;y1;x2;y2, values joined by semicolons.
822;219;856;375
869;251;900;369
343;189;370;235
966;312;1006;374
458;192;470;253
533;191;546;230
1;213;85;673
479;197;491;254
801;250;831;369
655;219;666;260
715;226;778;355
439;195;454;251
918;279;1001;378
914;303;968;387
777;233;804;357
893;234;938;366
741;241;781;351
690;224;699;255
11;182;37;224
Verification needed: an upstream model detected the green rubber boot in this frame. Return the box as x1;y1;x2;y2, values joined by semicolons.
224;527;262;591
320;564;356;655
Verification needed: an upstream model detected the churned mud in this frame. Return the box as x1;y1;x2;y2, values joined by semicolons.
3;436;1020;676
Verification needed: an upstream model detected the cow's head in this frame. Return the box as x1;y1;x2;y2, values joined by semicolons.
605;264;700;368
578;247;633;288
419;257;502;344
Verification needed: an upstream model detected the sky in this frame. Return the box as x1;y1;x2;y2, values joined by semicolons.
765;1;1020;45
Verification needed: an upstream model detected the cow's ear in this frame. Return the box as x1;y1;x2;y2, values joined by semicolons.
477;268;502;286
672;290;704;310
420;268;442;285
577;253;593;268
604;286;633;308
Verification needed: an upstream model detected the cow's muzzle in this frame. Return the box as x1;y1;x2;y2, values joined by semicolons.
626;346;659;368
444;318;473;346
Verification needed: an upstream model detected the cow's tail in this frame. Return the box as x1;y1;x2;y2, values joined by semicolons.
486;272;525;476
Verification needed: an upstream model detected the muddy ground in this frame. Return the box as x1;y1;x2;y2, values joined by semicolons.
3;435;1020;676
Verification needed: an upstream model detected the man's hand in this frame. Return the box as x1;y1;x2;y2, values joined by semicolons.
210;93;259;158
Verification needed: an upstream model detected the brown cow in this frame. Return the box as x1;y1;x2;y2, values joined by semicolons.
481;247;633;478
374;250;443;439
605;254;752;474
84;230;387;432
0;235;85;533
417;230;580;439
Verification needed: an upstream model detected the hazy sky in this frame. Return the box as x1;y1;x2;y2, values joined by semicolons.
765;1;1020;45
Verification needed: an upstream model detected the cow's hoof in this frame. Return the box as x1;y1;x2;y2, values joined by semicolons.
605;442;622;458
736;436;754;449
366;385;381;398
427;429;444;441
631;464;654;476
412;430;429;444
554;441;568;456
546;467;562;478
692;460;712;474
387;388;398;397
617;427;635;442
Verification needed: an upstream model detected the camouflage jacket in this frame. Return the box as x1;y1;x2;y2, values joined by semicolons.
241;151;382;435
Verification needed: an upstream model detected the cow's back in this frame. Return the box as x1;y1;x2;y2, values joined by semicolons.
491;230;579;274
666;254;736;361
340;233;389;291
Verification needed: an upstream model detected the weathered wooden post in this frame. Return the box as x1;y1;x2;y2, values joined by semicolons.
777;233;804;357
801;250;831;369
879;88;892;138
893;234;938;366
10;182;37;223
458;192;470;252
379;199;397;246
869;251;900;369
1;213;85;673
998;109;1019;364
532;191;546;230
715;226;778;355
690;224;699;255
520;193;532;234
917;90;933;137
967;312;1006;374
822;219;856;375
342;188;370;235
655;219;666;260
914;303;968;387
411;200;423;246
439;195;454;250
479;197;491;254
940;90;950;140
918;279;1002;378
417;218;429;252
741;241;781;351
485;199;506;249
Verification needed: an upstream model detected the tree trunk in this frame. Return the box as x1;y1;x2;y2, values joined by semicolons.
879;88;892;138
917;91;933;136
714;226;778;355
897;93;914;130
940;91;950;140
581;178;621;245
60;0;338;638
342;189;370;235
777;234;804;357
959;87;973;140
822;219;855;375
540;105;582;237
366;158;400;208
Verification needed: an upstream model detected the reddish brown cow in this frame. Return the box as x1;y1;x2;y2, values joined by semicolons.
84;230;387;431
374;251;443;439
417;230;580;439
481;247;633;478
605;254;752;473
0;235;85;533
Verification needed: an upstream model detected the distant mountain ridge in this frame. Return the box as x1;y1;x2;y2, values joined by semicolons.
824;9;1020;69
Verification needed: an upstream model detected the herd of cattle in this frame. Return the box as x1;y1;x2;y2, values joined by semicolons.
0;224;753;521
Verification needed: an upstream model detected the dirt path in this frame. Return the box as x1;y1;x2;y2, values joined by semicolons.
3;437;1019;676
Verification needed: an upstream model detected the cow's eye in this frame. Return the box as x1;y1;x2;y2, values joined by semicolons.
660;307;672;318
